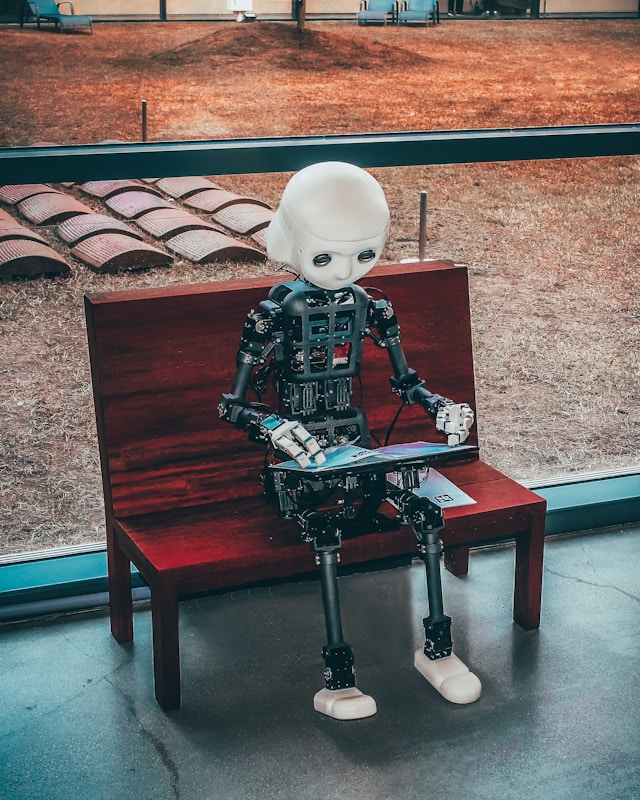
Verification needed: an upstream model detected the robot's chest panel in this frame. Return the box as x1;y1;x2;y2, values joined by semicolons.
273;282;368;382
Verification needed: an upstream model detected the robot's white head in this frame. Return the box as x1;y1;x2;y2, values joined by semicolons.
266;161;390;291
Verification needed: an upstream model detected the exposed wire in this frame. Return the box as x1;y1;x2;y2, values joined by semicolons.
384;400;407;446
275;263;299;277
363;285;388;302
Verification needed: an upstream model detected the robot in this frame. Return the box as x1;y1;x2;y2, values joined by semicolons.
219;162;481;720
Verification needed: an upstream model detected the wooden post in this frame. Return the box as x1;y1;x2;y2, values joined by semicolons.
418;190;427;261
297;0;306;32
141;100;148;143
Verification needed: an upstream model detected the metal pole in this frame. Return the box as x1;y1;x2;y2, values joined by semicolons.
141;100;148;143
422;534;445;622
418;190;427;261
318;551;344;646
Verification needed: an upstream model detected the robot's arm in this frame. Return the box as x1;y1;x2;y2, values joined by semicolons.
218;307;325;468
368;297;474;446
218;307;273;435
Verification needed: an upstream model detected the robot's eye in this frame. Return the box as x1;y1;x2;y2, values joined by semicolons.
312;254;332;267
358;249;376;263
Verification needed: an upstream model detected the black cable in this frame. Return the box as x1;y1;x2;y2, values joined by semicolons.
384;400;407;446
363;285;388;302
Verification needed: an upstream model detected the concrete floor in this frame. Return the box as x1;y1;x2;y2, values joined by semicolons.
1;525;639;800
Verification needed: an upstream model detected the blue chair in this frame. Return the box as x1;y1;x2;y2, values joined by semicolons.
356;0;398;25
397;0;439;25
20;0;92;33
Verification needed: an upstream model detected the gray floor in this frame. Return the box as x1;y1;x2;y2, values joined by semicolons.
1;526;639;800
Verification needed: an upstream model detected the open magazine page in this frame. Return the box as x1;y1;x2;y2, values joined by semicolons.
271;440;474;472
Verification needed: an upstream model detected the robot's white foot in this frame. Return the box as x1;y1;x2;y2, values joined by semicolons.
313;687;377;720
414;649;482;704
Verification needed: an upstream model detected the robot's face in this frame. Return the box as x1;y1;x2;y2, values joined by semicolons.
266;162;390;291
300;231;388;291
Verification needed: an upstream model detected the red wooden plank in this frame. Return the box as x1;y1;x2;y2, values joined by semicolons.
116;498;314;581
115;467;543;587
85;261;477;518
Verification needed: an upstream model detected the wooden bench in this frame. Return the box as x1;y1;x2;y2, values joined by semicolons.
84;259;546;710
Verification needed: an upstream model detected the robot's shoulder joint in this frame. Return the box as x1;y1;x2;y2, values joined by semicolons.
370;296;398;329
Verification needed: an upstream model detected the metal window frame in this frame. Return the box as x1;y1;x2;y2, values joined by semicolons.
2;124;640;184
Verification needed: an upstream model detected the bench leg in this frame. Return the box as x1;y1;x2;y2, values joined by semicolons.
444;544;470;576
151;578;181;710
107;534;133;644
513;509;546;630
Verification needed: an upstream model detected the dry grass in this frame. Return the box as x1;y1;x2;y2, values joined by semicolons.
0;19;639;556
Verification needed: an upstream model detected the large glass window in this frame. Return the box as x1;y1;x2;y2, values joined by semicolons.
1;18;639;558
2;157;638;558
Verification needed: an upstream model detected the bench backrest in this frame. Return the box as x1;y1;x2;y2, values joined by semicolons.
85;260;478;521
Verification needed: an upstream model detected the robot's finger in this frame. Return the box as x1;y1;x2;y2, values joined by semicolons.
273;434;311;469
460;405;475;428
435;407;449;432
289;423;326;464
288;423;312;446
437;404;474;433
289;423;320;452
295;451;312;469
447;430;469;446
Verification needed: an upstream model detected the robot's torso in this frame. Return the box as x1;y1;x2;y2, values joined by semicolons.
222;277;454;455
248;279;375;449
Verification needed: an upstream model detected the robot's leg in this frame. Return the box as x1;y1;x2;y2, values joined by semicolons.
303;513;377;720
405;497;482;705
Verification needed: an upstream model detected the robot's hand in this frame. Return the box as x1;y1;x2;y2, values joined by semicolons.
261;415;326;469
435;403;475;447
